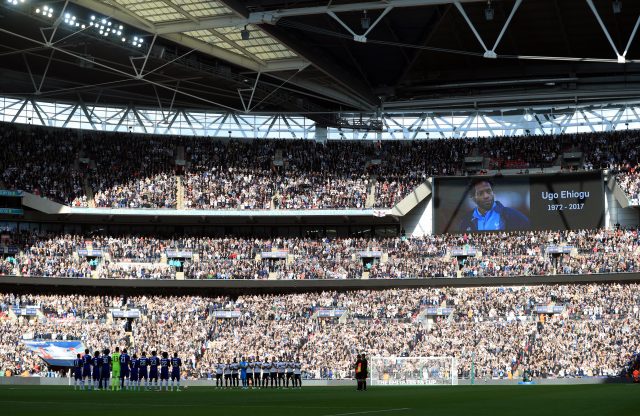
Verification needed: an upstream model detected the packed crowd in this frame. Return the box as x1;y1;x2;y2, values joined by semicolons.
75;134;179;209
183;140;374;210
617;168;640;205
1;228;639;280
1;283;638;380
0;124;84;204
4;122;640;209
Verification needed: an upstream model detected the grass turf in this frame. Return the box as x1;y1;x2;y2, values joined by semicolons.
0;384;636;416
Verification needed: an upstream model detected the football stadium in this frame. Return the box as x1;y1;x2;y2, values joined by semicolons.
0;0;640;414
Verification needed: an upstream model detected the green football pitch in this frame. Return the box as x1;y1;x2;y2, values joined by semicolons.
0;384;636;416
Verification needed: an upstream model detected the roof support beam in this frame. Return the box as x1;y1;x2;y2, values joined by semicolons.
0;26;242;112
70;0;306;73
154;0;486;34
586;0;625;63
454;0;522;58
585;0;640;63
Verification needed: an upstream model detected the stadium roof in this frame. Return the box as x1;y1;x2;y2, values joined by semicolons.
1;0;640;125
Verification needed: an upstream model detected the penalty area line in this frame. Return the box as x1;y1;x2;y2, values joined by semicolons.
321;408;411;416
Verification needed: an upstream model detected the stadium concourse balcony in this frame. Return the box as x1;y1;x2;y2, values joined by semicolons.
0;283;638;380
4;121;640;211
0;228;638;280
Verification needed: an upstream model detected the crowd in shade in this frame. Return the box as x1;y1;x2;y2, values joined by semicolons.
0;228;638;280
182;140;375;210
3;122;640;209
1;283;638;379
77;134;179;209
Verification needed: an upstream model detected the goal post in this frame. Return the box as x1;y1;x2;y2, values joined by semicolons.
370;356;458;386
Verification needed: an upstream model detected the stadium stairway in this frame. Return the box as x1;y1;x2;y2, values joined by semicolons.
76;152;96;207
610;176;634;208
82;177;96;208
176;176;185;209
176;146;185;165
21;191;68;214
92;255;108;279
273;149;284;168
389;181;432;216
365;176;377;208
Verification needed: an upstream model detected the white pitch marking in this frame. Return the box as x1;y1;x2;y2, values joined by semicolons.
321;408;411;416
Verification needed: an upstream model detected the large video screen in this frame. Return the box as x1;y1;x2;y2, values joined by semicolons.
433;171;604;234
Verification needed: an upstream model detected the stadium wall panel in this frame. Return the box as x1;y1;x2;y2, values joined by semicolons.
1;273;640;296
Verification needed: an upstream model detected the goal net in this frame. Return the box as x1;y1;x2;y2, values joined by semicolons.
370;356;458;386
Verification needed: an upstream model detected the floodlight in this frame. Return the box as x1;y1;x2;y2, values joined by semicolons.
361;10;370;30
485;4;494;20
241;26;250;40
613;0;622;14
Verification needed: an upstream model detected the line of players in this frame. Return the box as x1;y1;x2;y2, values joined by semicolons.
72;347;183;391
215;357;302;389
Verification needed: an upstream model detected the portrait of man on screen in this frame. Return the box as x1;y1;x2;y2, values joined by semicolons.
457;179;530;232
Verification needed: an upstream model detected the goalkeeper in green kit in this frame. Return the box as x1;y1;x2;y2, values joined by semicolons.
111;347;121;391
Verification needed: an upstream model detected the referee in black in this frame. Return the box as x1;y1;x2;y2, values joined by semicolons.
355;354;362;391
360;353;368;391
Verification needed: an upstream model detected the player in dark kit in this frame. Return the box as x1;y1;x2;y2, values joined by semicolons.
73;354;83;390
119;348;131;391
269;358;278;388
138;352;149;389
231;358;239;388
285;360;294;388
224;361;231;388
100;349;111;390
82;349;92;390
160;352;170;391
129;354;139;391
261;358;272;388
277;358;286;388
171;353;182;391
149;351;160;390
247;358;254;388
91;351;101;390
